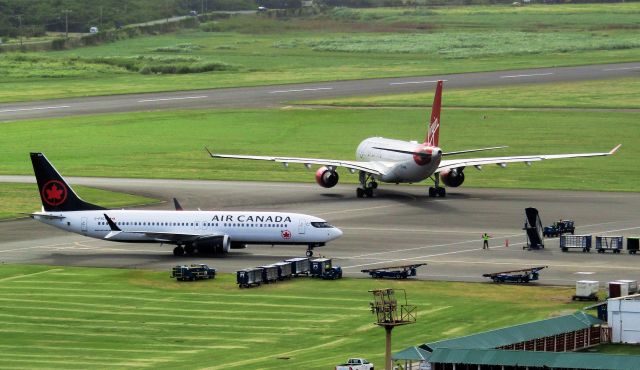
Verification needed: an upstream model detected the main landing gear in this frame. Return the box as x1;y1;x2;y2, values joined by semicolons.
356;171;378;198
306;244;317;257
173;245;184;256
428;175;446;198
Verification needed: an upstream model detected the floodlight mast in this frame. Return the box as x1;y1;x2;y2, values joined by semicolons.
369;288;416;370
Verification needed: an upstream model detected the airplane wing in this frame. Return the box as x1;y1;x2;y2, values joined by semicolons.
30;213;66;220
437;144;621;172
206;148;386;176
129;231;225;243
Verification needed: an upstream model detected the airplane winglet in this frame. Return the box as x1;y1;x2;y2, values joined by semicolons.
103;213;121;232
173;198;184;211
204;147;214;157
609;144;622;155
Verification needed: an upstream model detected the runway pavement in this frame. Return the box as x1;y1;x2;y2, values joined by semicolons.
2;176;639;286
1;62;639;121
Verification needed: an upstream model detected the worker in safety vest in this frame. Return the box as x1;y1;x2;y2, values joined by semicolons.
482;233;491;249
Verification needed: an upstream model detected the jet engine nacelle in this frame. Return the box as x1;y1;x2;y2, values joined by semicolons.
193;234;231;253
440;168;465;188
315;166;339;188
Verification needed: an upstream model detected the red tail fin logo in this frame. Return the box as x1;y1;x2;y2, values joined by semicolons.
425;80;443;147
42;180;68;207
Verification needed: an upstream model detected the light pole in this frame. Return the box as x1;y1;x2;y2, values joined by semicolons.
369;288;417;370
62;9;72;38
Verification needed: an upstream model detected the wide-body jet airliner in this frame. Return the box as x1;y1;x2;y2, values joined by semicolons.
29;153;342;257
209;81;620;198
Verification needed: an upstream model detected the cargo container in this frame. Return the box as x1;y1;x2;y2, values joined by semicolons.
171;264;216;281
573;280;599;301
628;237;640;255
237;268;263;288
259;265;279;283
595;236;623;254
273;261;293;280
609;281;629;298
310;258;332;277
616;280;638;295
560;235;592;252
285;257;310;276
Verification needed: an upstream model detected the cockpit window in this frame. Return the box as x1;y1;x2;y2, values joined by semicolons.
311;222;333;228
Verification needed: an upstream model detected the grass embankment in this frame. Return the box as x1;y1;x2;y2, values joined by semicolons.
0;107;636;192
303;78;640;109
0;183;158;220
1;3;639;102
0;264;589;369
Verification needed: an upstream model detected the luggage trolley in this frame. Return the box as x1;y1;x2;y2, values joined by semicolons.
595;236;623;254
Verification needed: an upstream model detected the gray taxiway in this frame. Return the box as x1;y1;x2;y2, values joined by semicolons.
2;176;639;286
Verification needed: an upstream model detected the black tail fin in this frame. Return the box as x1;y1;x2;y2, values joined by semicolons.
30;152;104;212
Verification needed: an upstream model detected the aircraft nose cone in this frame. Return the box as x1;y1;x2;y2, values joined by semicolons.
332;227;343;239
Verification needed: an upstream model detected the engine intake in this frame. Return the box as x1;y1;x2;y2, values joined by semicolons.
315;166;339;188
192;234;231;254
440;168;465;188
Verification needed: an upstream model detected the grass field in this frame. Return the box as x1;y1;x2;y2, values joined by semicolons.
0;183;158;220
0;107;636;192
302;78;640;109
0;3;639;102
0;264;592;369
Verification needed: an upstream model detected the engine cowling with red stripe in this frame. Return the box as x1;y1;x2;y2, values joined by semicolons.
316;166;339;188
440;168;465;187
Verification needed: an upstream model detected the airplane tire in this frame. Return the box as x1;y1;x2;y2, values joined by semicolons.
173;246;184;256
306;250;313;257
184;245;195;255
438;187;446;197
365;188;374;198
356;188;364;198
428;187;436;197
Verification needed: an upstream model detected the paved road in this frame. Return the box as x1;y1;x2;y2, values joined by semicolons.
1;62;638;121
2;176;639;286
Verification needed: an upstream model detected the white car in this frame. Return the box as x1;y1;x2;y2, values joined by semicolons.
336;358;374;370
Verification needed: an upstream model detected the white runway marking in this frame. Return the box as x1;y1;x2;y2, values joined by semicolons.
389;79;447;86
268;87;333;94
0;105;70;113
500;72;553;79
576;272;595;275
137;95;208;103
603;66;640;71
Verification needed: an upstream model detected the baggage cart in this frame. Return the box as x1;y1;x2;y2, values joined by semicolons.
608;281;629;298
595;236;623;254
572;280;599;301
273;261;293;280
285;257;310;276
361;264;426;279
615;279;637;294
259;265;279;283
482;266;547;283
560;234;592;252
627;237;639;255
171;264;216;281
237;267;263;288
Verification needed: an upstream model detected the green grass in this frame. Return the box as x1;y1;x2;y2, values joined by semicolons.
588;344;640;355
0;107;636;192
0;264;589;369
0;3;639;102
0;183;159;220
301;78;640;109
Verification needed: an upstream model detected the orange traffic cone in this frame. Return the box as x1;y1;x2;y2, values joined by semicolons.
505;239;509;248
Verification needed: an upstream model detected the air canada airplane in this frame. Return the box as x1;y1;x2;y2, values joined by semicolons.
209;80;620;198
29;153;342;257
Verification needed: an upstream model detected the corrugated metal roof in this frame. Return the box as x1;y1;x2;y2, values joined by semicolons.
429;348;640;369
422;312;602;351
393;346;431;361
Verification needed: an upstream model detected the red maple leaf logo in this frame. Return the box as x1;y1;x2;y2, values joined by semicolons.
281;230;292;240
42;180;67;206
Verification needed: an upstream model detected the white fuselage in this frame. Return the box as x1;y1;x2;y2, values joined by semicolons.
32;210;342;246
356;137;442;183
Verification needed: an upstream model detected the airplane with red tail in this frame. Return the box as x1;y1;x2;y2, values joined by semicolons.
209;81;620;198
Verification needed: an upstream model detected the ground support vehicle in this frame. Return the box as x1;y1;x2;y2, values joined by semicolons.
336;358;374;370
482;266;547;283
285;257;310;276
310;258;342;280
595;236;623;254
543;219;575;238
171;264;216;281
361;264;426;279
560;235;592;252
259;265;279;283
237;267;263;288
523;207;544;250
628;237;640;255
273;261;293;280
572;280;599;301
